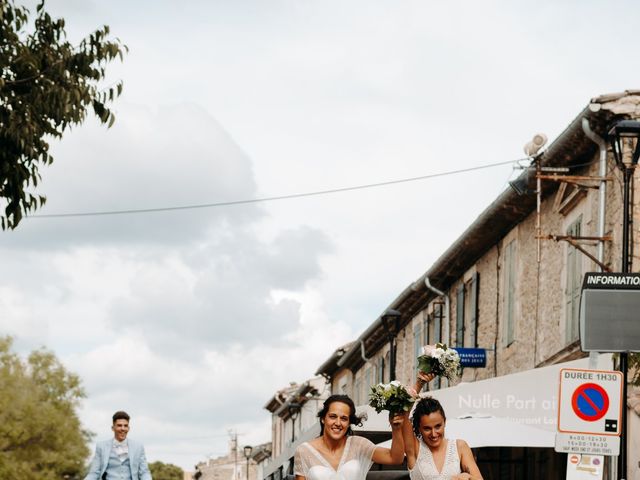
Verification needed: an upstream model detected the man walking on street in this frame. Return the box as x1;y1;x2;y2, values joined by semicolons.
85;410;152;480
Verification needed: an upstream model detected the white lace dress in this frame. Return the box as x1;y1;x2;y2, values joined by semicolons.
294;436;376;480
408;439;461;480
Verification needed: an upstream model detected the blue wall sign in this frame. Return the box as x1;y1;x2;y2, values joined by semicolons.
455;348;487;368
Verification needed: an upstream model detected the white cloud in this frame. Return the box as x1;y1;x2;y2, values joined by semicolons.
0;99;340;469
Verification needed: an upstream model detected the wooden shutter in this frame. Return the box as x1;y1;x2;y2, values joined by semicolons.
456;284;465;347
469;272;479;348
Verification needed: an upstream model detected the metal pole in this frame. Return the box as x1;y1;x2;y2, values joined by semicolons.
246;457;250;480
618;167;632;479
536;162;542;263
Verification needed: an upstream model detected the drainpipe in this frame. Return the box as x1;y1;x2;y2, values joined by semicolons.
582;118;608;268
424;277;450;388
359;340;370;362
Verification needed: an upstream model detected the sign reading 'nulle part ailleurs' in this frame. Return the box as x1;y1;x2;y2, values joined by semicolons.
579;272;640;352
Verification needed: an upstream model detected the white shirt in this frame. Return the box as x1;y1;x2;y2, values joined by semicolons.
113;439;129;461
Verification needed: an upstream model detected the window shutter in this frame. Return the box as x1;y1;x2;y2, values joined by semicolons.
504;240;516;346
470;272;479;348
423;314;430;346
435;303;442;344
456;284;465;347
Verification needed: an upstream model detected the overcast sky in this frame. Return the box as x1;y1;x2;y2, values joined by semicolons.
2;0;640;471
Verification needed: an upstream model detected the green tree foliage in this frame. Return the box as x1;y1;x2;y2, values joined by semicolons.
0;336;90;479
0;0;126;229
149;461;185;480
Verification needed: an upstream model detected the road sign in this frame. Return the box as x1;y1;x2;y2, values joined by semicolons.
565;453;603;480
555;432;620;456
558;368;622;436
571;383;609;421
455;348;487;367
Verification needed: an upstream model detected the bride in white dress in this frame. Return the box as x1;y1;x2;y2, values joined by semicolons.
401;374;483;480
294;395;405;480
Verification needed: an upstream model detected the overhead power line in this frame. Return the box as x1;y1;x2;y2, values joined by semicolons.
31;159;523;219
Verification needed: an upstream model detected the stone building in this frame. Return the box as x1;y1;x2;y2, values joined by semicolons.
260;376;329;480
194;435;258;480
262;91;640;480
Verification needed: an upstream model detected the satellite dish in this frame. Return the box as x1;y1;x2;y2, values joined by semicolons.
523;133;548;156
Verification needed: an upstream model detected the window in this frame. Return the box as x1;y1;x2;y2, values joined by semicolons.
377;356;384;383
413;322;423;380
565;216;582;343
384;351;390;383
339;378;348;395
467;273;479;348
422;313;430;346
354;377;362;405
455;273;479;348
503;240;517;346
364;366;372;396
434;303;442;345
427;303;444;390
456;284;465;347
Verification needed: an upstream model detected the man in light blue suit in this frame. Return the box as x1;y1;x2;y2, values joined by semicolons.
85;410;153;480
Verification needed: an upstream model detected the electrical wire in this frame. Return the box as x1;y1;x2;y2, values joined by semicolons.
29;159;521;219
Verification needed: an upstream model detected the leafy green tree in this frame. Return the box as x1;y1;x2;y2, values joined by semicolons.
149;461;185;480
0;336;90;479
0;0;126;229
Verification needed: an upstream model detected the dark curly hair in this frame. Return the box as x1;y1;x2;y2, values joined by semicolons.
411;396;446;437
317;395;362;436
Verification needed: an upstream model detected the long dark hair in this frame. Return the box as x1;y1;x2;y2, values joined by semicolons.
411;396;446;437
317;394;362;436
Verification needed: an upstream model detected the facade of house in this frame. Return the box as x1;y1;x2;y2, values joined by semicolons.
261;376;329;480
193;435;259;480
262;91;640;480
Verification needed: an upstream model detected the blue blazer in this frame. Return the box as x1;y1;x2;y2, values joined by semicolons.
84;438;152;480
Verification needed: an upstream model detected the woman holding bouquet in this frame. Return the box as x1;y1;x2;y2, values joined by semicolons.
401;373;483;480
294;394;405;480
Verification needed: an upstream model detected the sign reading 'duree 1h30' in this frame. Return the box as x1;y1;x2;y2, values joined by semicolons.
557;368;623;436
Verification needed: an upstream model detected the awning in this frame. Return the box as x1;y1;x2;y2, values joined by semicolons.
361;354;613;448
378;413;555;448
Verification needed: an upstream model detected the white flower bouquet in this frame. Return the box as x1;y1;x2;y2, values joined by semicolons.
368;380;417;414
417;343;461;381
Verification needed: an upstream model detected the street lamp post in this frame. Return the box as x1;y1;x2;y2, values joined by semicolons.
288;402;301;444
381;308;401;381
607;119;640;480
243;445;253;480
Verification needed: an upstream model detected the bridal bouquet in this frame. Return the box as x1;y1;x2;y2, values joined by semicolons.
417;343;461;381
368;381;416;414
